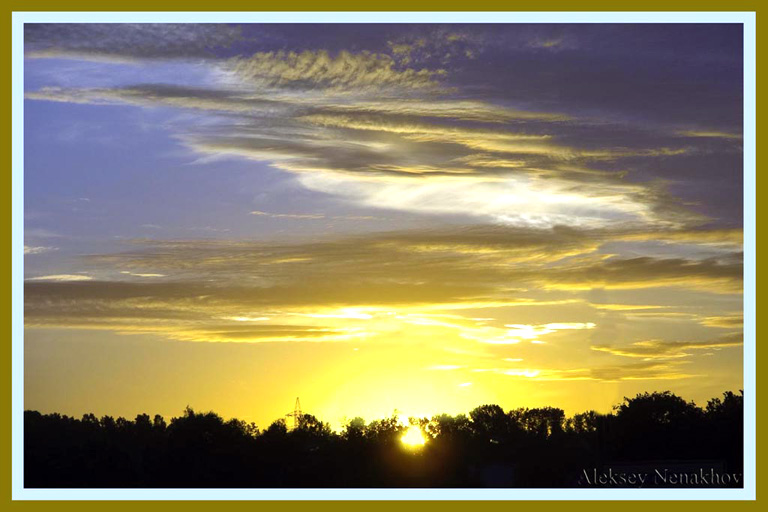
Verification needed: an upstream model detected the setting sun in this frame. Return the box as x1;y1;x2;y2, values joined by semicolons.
401;426;427;448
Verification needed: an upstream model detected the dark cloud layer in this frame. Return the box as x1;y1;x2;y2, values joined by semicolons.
25;23;244;60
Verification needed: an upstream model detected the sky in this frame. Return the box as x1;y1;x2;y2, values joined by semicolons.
23;23;744;429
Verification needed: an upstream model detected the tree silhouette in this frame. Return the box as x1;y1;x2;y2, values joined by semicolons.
24;389;744;488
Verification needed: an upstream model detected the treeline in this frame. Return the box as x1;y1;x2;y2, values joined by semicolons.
25;390;743;488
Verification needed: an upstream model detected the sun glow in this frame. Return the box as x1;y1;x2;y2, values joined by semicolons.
401;425;427;448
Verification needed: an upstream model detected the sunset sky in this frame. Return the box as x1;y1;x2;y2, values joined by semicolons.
23;23;744;429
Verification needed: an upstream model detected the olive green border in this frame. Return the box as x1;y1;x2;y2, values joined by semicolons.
3;1;760;507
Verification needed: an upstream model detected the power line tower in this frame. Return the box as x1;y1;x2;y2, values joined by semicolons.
286;397;302;430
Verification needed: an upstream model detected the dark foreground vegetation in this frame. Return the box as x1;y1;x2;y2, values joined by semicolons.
25;390;743;488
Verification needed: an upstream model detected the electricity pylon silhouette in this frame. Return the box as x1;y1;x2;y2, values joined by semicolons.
286;397;302;430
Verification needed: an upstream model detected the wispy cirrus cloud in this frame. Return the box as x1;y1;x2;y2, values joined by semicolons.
25;40;713;230
249;210;326;220
24;245;58;255
79;225;743;295
249;210;379;221
224;50;447;94
25;225;742;346
591;332;742;360
698;315;743;328
471;360;697;382
676;130;743;140
27;274;92;282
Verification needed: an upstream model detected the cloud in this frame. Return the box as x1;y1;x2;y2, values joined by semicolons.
293;169;680;229
25;85;290;114
463;322;595;345
250;210;326;219
480;360;695;382
590;303;668;311
119;271;166;278
27;274;92;282
586;361;697;382
23;225;742;347
84;226;742;295
528;38;565;49
399;313;595;346
224;50;446;94
26;56;707;230
24;245;57;255
250;210;380;221
615;227;743;246
300;112;554;151
677;130;743;140
321;98;571;123
591;332;742;359
386;28;484;67
699;315;743;328
537;255;742;294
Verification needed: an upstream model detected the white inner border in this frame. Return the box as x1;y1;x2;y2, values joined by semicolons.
11;10;757;501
